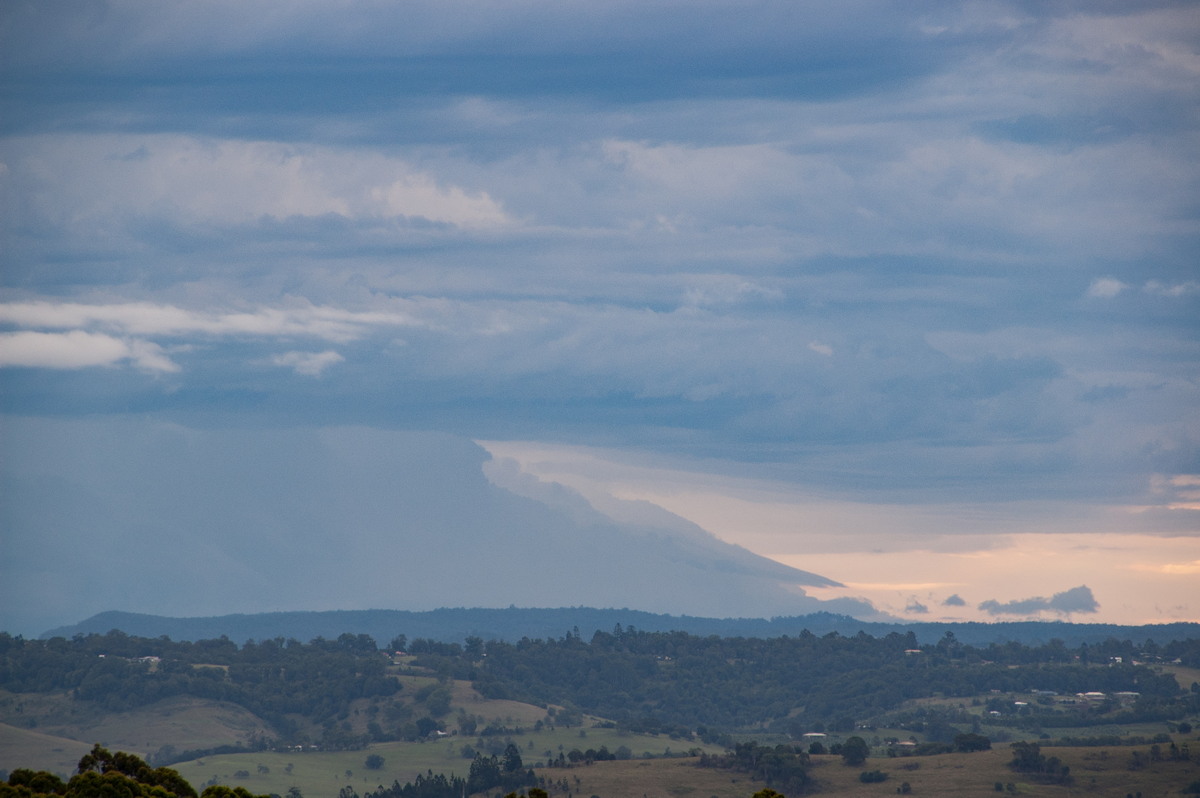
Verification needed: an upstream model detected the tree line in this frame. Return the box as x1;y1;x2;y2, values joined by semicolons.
2;627;1197;745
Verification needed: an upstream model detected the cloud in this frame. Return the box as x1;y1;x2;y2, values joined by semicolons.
0;0;1196;533
1149;474;1200;510
1086;278;1127;299
977;585;1099;617
1144;280;1200;297
0;301;417;341
1157;560;1200;575
905;598;929;614
0;419;881;634
942;593;966;607
271;350;344;377
0;331;178;372
1;135;511;232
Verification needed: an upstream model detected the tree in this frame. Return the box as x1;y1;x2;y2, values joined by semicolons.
424;687;452;718
5;770;66;796
363;755;384;770
954;733;992;752
1;749;271;798
841;736;870;766
502;744;523;773
75;744;199;798
201;788;273;798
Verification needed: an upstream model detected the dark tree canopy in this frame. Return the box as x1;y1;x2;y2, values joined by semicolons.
841;736;870;766
0;747;270;798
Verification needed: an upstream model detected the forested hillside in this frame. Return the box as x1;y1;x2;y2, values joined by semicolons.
439;627;1197;735
4;626;1198;751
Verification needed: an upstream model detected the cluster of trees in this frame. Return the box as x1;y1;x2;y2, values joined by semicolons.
346;745;535;798
455;627;1188;735
1008;742;1072;785
0;631;399;743
1;746;270;798
697;742;812;795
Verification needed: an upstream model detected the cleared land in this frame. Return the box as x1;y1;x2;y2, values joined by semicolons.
5;721;1198;797
0;723;94;776
534;743;1200;798
170;727;724;797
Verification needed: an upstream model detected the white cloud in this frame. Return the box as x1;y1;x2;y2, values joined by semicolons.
1144;280;1200;297
2;134;512;231
0;330;178;372
0;299;424;373
370;173;509;228
681;276;782;308
1086;278;1127;299
271;350;344;376
808;341;834;357
0;300;415;344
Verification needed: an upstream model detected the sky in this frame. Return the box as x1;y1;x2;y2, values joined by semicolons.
1;0;1198;634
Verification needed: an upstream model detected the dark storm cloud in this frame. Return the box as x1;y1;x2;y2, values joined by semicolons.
0;418;877;635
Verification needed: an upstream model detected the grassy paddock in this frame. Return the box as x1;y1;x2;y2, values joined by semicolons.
171;727;724;797
0;691;274;760
556;742;1200;798
0;723;95;779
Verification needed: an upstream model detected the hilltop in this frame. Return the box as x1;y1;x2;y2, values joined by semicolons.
40;607;1200;649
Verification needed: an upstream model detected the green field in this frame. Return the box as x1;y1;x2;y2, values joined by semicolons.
171;727;726;797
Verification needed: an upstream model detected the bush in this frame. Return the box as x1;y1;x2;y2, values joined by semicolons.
364;755;384;770
859;770;888;783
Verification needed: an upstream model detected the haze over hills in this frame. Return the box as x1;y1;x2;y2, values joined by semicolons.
0;419;873;636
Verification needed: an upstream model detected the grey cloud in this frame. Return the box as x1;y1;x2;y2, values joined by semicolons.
0;417;881;635
905;599;929;614
942;594;966;607
977;585;1100;617
0;0;1196;513
1;2;946;105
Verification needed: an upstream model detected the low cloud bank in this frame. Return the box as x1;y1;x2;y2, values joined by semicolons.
978;585;1099;617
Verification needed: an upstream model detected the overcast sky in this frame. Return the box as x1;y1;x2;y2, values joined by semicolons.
1;1;1198;632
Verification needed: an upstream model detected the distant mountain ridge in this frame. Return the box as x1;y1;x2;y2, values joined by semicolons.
40;607;1200;648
